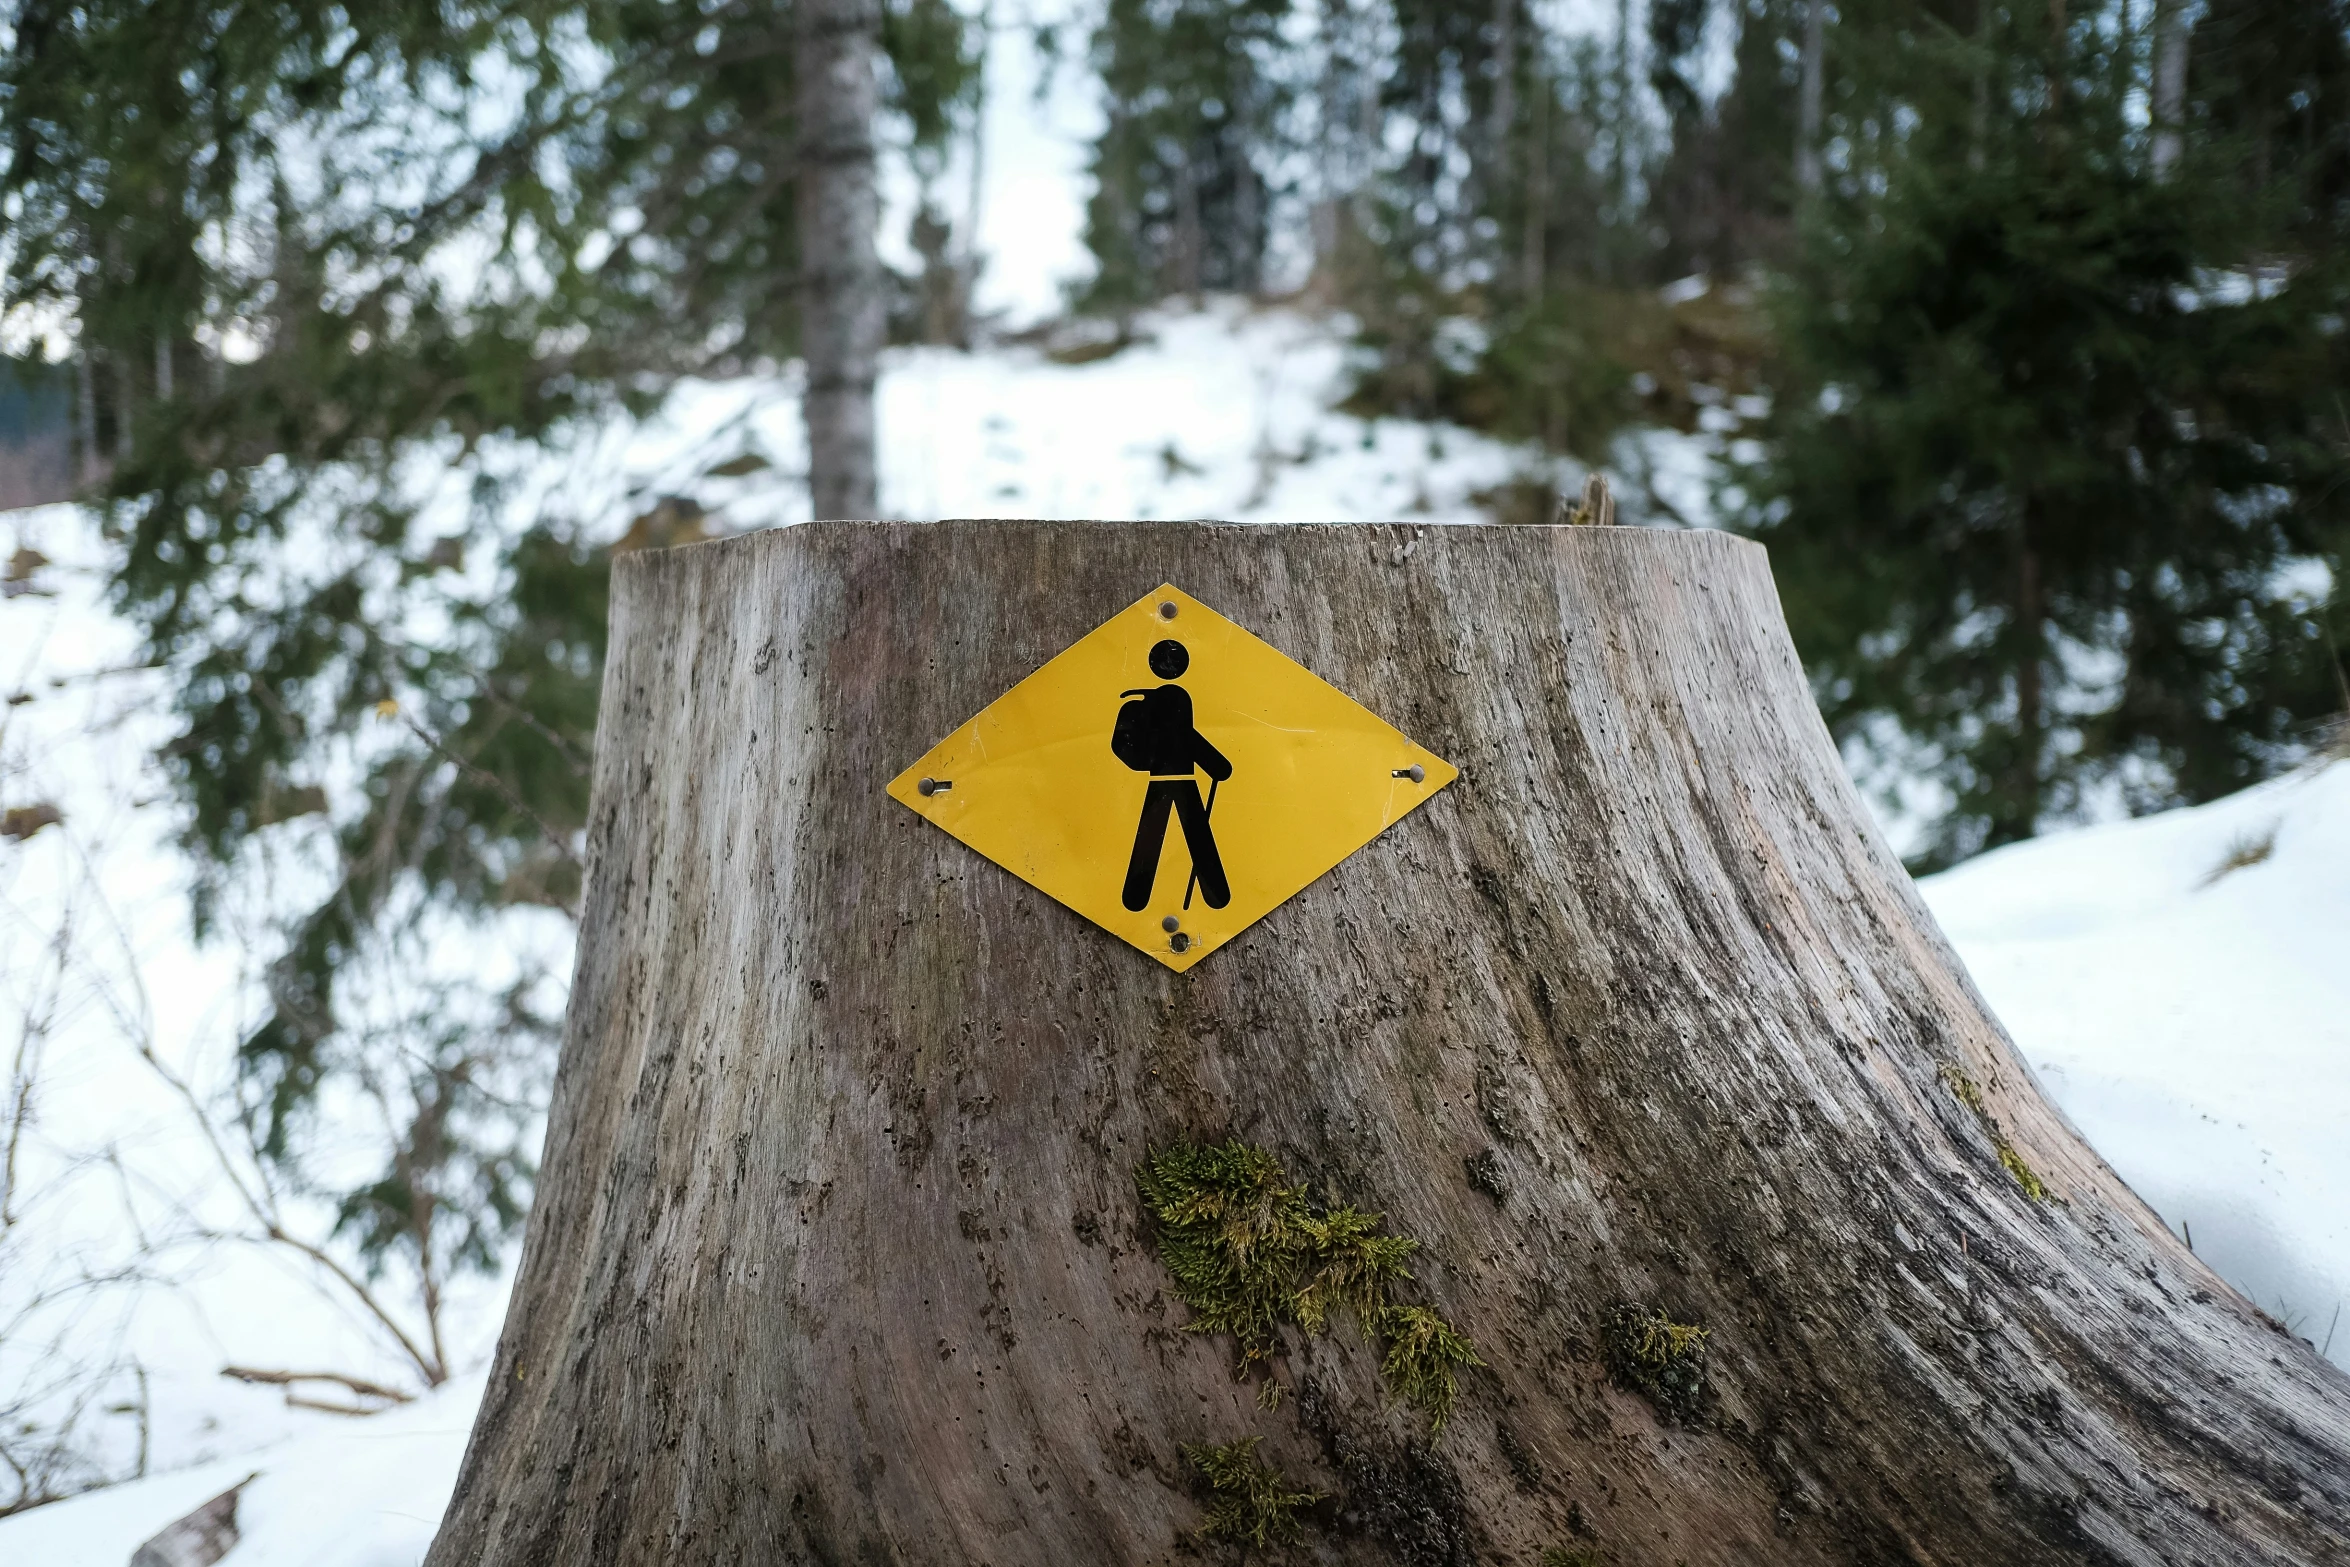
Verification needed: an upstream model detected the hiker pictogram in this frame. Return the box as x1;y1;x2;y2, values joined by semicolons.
888;583;1455;971
1112;638;1233;910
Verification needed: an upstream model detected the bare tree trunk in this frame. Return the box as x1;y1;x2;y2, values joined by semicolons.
1351;6;1381;246
427;522;2350;1567
1175;156;1204;302
1611;0;1634;215
2047;0;2071;120
1489;0;1516;201
1236;155;1262;295
2150;0;2191;179
1797;0;1826;194
1970;0;1993;171
2012;528;2046;843
75;352;100;486
796;0;882;520
965;2;990;265
1523;76;1548;303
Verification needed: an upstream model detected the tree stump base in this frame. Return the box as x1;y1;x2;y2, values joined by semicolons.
428;521;2350;1567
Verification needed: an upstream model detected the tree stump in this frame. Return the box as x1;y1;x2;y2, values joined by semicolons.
426;521;2350;1566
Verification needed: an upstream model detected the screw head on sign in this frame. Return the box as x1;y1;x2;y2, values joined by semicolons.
1162;916;1181;932
918;777;949;797
1158;601;1178;620
1391;764;1427;783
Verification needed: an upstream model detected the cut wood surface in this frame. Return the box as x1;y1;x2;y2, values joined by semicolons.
426;520;2350;1567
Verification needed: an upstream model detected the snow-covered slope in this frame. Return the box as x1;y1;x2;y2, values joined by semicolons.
0;1374;483;1567
642;300;1572;532
1921;758;2350;1358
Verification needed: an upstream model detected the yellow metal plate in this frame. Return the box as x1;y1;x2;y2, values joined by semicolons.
888;584;1457;971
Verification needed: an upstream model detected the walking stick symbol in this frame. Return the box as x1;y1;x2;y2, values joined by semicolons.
1183;776;1220;910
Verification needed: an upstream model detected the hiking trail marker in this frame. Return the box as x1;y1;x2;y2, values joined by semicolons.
887;583;1458;971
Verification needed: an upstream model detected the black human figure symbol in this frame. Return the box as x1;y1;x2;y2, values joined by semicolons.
1112;639;1233;911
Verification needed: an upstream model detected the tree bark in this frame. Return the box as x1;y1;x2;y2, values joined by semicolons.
1489;0;1515;203
427;521;2350;1567
2150;0;2191;180
795;0;883;521
2009;528;2046;846
1797;0;1826;195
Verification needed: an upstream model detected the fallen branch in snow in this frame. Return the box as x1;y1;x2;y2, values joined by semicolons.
220;1372;413;1409
116;1027;453;1388
220;1366;415;1414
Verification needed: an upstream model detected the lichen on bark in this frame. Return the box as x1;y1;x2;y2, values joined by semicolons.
1602;1301;1710;1423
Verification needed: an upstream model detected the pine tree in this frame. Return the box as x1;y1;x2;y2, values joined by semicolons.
0;0;975;1360
2189;0;2350;237
1741;0;2350;866
1334;0;1658;458
1649;0;1807;278
1079;0;1289;318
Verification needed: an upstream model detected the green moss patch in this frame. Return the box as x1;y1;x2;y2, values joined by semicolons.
1938;1064;2046;1202
1602;1301;1709;1423
1997;1143;2049;1202
1136;1140;1309;1366
1138;1140;1483;1431
1377;1305;1482;1432
1182;1436;1324;1549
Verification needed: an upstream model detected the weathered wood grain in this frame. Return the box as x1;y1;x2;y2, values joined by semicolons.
426;521;2350;1566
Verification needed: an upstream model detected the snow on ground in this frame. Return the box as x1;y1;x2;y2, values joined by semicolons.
0;1373;483;1567
1920;758;2350;1359
632;300;1577;533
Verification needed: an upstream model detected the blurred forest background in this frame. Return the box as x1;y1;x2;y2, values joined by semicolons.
2;0;2346;1517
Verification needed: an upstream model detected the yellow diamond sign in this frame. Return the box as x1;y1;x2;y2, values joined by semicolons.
888;584;1457;971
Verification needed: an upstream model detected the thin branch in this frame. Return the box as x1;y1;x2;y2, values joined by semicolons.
474;681;592;778
285;1394;397;1416
126;1029;445;1385
220;1365;415;1404
252;1222;446;1386
400;713;584;873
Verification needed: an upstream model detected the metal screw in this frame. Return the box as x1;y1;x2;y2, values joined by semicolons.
1162;916;1181;932
1158;601;1178;620
1170;932;1192;953
1391;764;1426;783
918;777;951;796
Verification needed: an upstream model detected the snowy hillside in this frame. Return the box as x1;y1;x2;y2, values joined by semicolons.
619;300;1586;532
